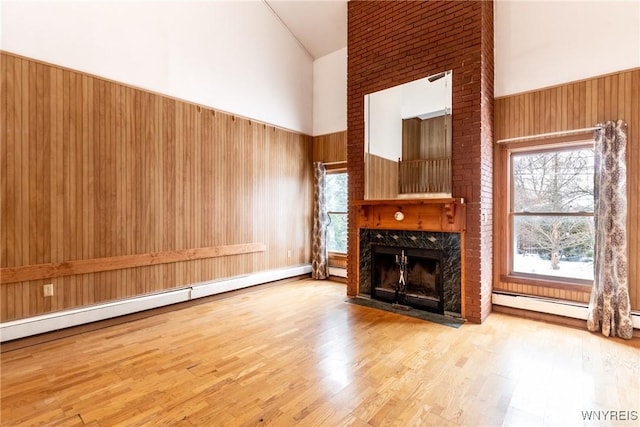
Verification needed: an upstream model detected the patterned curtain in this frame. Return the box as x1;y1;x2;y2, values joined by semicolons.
587;120;634;339
311;162;329;279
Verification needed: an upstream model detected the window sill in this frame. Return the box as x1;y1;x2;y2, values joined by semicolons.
500;274;592;293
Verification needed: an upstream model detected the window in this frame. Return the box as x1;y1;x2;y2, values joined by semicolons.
325;172;348;253
510;145;594;282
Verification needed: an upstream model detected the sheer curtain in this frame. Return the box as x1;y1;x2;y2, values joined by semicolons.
311;162;329;279
587;120;634;339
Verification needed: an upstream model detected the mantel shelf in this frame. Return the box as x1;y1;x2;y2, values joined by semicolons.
353;198;465;228
352;198;464;207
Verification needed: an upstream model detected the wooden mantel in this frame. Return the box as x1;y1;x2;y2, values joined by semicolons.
352;198;466;233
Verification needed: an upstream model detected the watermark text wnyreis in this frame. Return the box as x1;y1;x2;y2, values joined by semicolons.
581;410;638;422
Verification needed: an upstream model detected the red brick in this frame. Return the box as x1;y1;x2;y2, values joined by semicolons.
347;1;494;323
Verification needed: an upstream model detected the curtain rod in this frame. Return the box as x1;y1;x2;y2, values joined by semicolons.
496;126;602;144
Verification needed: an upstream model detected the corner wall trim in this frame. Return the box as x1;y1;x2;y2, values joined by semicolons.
0;264;312;342
492;292;640;329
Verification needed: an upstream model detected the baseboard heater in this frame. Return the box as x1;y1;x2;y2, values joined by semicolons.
492;292;640;329
0;264;312;342
328;267;347;278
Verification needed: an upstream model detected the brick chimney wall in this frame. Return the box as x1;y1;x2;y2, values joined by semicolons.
347;1;494;323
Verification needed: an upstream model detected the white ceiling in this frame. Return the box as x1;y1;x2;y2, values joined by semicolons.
265;0;347;59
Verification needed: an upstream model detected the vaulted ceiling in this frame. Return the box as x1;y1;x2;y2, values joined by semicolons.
265;0;347;59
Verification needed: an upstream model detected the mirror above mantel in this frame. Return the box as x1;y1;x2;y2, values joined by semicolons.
364;71;453;200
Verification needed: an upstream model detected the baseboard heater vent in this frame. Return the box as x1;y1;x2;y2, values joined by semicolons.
0;264;312;342
328;267;347;279
492;292;640;329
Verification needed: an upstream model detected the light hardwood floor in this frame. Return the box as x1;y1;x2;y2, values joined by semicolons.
1;279;639;426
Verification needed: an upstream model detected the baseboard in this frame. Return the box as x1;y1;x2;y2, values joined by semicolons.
328;267;347;278
492;292;640;329
0;264;312;342
190;264;311;298
492;305;590;331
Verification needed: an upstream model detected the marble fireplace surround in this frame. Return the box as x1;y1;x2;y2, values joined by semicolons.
360;229;461;315
352;198;466;317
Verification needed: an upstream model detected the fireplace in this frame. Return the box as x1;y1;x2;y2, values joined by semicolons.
371;245;444;314
359;229;461;316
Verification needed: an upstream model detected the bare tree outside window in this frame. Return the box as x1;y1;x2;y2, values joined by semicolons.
511;147;594;281
326;172;348;253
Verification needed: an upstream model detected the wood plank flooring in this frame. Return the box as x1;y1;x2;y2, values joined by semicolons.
1;279;639;426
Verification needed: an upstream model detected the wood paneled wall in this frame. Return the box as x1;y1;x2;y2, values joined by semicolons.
364;153;398;200
402;115;451;161
0;52;313;321
494;68;640;310
312;131;347;164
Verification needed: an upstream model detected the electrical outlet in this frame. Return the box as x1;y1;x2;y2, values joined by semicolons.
43;283;54;297
287;250;292;258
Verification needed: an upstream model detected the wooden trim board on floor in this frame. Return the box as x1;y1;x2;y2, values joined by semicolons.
0;243;267;284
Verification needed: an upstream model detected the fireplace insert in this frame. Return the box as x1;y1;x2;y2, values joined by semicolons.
371;245;444;314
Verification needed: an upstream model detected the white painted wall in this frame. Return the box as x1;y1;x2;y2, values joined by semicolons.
495;0;640;97
365;86;402;161
365;74;452;161
312;47;347;136
0;1;313;134
401;72;452;119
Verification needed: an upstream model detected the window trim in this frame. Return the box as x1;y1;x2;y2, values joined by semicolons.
506;140;595;287
498;273;593;293
325;162;347;172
